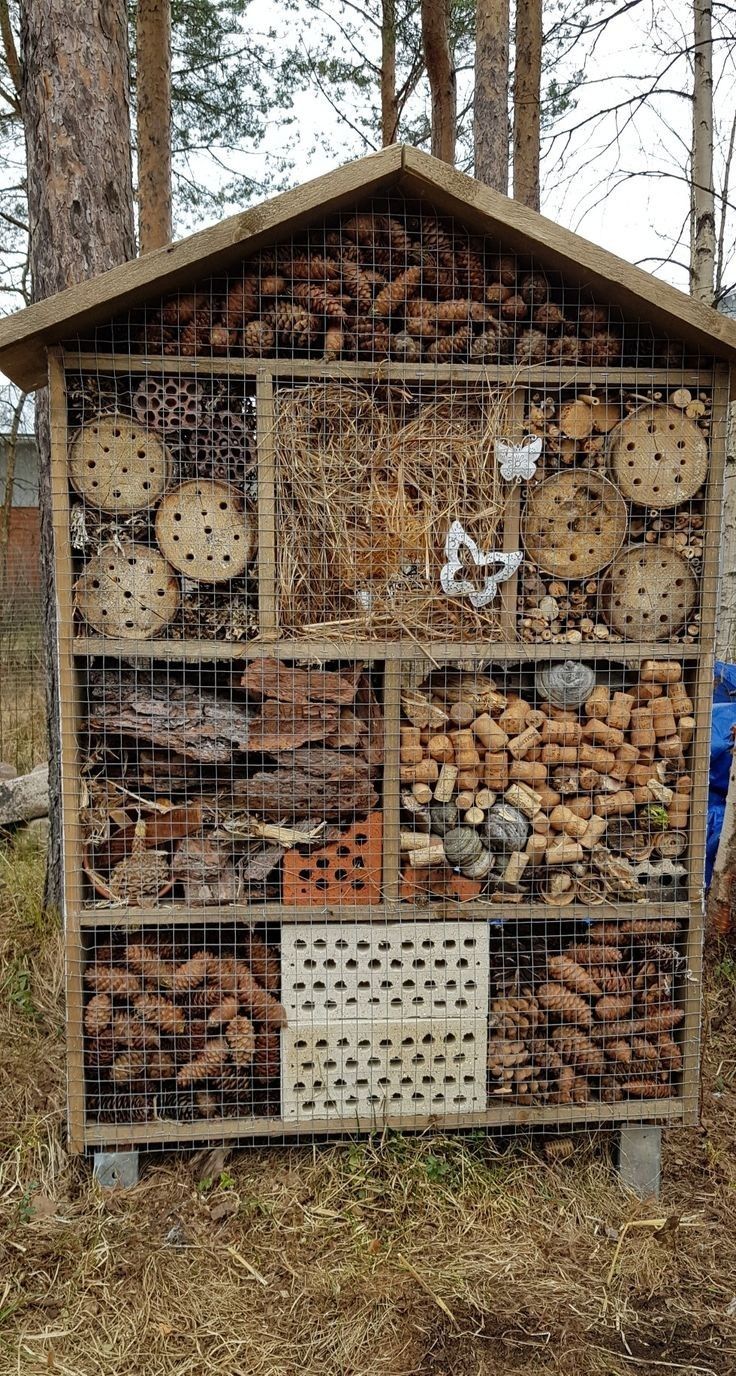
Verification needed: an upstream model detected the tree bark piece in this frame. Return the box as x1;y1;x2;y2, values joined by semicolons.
690;0;715;301
239;659;362;706
0;764;49;827
136;0;172;252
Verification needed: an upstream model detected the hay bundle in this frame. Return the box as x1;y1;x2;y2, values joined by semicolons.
275;383;514;639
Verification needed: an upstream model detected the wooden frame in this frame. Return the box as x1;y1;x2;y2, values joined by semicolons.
51;342;726;1152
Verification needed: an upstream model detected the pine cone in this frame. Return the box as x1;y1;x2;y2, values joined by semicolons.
207;996;240;1028
620;1079;673;1098
549;335;581;364
471;322;513;360
242;319;275;355
418;218;455;265
453;245;486;289
244;937;280;994
111;1015;161;1050
179;309;216;357
404;298;437;338
537;982;593;1026
578;304;608;334
551;1063;576;1103
588;967;630;994
84;992;113;1034
323;326;345;359
488;254;517;286
628;1036;660;1068
422;260;458;298
226;1015;257;1067
292;282;347;319
534;302;565;332
161;293;209;326
564;943;623;966
547;956;602;997
95;1093;152;1124
84;967;142;997
426;326;472;361
654;1035;682;1070
265;302;318;349
252;1030;280;1084
390;330;421;361
111;1049;174;1084
133;993;186;1036
594;994;633;1022
177;1038;230;1087
258;274;286;299
287;253;342;282
501;294;529;321
515;328;549;365
580;331;622;365
371;266;423;319
519;271;548;304
434;298;492;326
354;321;391;358
209;324;238;353
170;952;213;992
224;276;259;323
340;260;375;309
604;1038;633;1065
640;1007;684;1033
85;1031;115;1069
551;1028;605;1074
236;966;287;1027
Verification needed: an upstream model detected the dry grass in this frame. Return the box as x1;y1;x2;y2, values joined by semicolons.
1;834;735;1375
0;620;47;774
275;383;515;641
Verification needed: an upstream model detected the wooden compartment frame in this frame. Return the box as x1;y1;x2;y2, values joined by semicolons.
50;352;726;1151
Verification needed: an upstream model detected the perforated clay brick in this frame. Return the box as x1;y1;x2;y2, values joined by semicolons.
282;813;383;906
281;920;490;1021
282;1019;488;1122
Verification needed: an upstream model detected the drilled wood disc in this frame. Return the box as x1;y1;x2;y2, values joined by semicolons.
74;541;180;638
155;479;255;582
608;404;708;508
600;544;697;640
68;414;170;512
521;470;628;579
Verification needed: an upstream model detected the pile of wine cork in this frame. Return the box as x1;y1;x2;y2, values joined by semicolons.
399;660;695;905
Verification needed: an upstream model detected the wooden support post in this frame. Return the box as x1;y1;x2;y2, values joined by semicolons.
256;369;278;637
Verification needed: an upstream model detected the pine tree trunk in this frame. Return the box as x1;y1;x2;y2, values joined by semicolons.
137;0;173;251
474;0;509;191
421;0;456;164
513;0;541;209
20;0;136;914
690;0;715;302
381;0;398;145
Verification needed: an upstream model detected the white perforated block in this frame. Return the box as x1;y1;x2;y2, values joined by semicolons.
282;1018;488;1122
281;921;489;1021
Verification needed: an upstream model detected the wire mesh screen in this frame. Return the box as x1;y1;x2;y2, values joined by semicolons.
52;189;722;1151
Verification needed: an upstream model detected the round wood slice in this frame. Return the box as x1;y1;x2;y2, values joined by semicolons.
68;414;170;512
608;404;708;508
600;544;697;640
155;479;255;582
558;398;596;440
74;541;180;638
521;470;628;579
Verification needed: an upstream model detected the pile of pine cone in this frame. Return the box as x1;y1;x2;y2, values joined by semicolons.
83;933;283;1123
488;919;685;1104
136;211;632;366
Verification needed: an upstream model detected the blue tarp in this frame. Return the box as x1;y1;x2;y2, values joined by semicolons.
707;661;736;884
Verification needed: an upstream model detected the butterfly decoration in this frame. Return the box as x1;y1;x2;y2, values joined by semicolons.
440;521;523;609
495;435;543;482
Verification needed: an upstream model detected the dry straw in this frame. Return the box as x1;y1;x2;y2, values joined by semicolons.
274;381;516;639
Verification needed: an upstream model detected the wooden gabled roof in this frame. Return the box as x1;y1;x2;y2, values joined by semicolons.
1;143;735;390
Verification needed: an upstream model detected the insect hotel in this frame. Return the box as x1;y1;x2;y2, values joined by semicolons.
0;145;733;1168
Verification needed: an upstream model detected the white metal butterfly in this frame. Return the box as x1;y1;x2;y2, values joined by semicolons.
495;435;543;482
440;521;523;609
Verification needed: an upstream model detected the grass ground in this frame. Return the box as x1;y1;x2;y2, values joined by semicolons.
1;831;735;1376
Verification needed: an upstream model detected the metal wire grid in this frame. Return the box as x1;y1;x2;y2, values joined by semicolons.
49;191;722;1151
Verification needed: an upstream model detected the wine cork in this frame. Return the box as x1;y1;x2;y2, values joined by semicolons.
580;814;607;849
535;783;563;811
504;782;543;818
657;734;683;759
400;744;425;765
582;720;624;749
549;805;588;838
411;783;434;804
679;716;695;749
503;851;529;886
508;725;543;760
463;806;485;826
566;796;593;820
498;699;529;734
474;788;496;811
545;838;584;865
457;770;481;792
540;718;582;745
472;714;509;751
400;725;422;746
449;701;476;727
669;682;694;717
640;660;682;683
428;733;455;762
594;790;635;816
455;790;476;811
540;743;578;765
525;834;548;863
483;754;509;790
667;796;690;826
509;759;548;785
400;758;439;784
525;710;547;730
433;763;458;803
408;842;446;868
651;699;677;738
585;685;610;719
578;768;601;792
578;744;617;770
606;692;634;731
